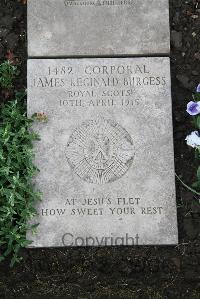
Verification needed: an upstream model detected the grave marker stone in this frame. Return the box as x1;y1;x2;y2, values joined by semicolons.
27;57;178;247
28;0;170;57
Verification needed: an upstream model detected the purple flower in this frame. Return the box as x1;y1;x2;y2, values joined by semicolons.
186;101;200;116
197;84;200;93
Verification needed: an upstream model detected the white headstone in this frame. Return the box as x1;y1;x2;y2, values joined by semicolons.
27;57;178;247
28;0;170;57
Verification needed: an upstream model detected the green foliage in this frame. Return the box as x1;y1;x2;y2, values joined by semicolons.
193;92;200;129
177;86;200;196
184;86;200;195
191;90;200;192
0;93;41;266
0;61;18;90
195;91;200;102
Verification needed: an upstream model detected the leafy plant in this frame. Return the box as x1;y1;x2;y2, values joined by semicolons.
181;84;200;195
0;92;41;266
0;61;18;90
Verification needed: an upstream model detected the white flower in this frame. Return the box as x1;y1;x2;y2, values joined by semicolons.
185;131;200;148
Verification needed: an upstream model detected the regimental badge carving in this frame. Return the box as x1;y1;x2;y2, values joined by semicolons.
66;118;135;184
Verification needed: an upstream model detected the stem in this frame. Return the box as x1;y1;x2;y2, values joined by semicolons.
175;173;200;196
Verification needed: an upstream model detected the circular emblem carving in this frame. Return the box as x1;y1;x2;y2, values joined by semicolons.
66;118;135;184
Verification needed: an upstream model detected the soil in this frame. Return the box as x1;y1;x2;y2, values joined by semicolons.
0;0;200;298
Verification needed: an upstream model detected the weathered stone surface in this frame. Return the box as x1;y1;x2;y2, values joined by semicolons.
27;57;178;247
28;0;170;57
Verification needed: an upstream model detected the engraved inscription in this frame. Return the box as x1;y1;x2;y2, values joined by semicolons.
66;118;135;184
64;0;136;7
